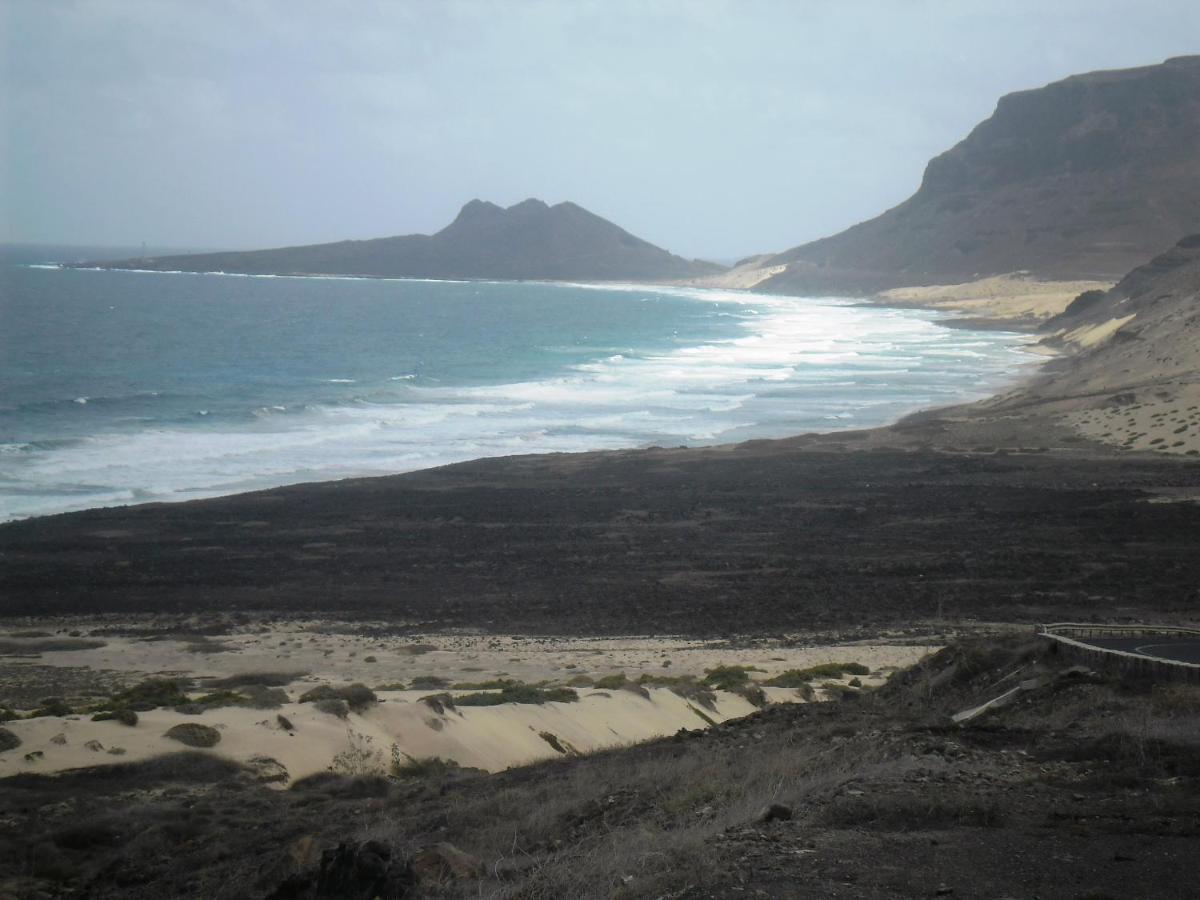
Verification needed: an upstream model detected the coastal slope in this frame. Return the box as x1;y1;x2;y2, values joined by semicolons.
87;199;725;282
749;56;1200;295
970;233;1200;454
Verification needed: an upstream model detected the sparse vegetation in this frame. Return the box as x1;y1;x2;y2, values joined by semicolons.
26;698;74;718
389;749;462;779
204;671;305;689
764;662;869;686
313;698;350;719
701;665;762;691
0;638;106;654
91;708;138;726
0;726;21;752
298;683;377;712
454;683;579;706
593;673;628;690
104;677;191;711
409;675;450;690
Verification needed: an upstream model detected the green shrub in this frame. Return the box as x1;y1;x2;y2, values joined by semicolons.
764;662;868;686
164;723;221;748
419;693;456;715
27;698;74;718
452;678;519;690
314;699;349;719
108;678;191;711
188;690;249;709
635;674;719;710
0;726;20;752
298;683;377;712
702;665;763;691
593;673;628;690
202;671;305;689
409;675;450;690
390;750;461;779
454;683;579;707
735;684;768;708
0;638;106;653
92;708;138;726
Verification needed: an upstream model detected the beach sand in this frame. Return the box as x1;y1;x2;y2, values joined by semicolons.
875;273;1113;324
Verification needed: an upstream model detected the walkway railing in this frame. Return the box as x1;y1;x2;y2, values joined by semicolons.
1038;622;1200;683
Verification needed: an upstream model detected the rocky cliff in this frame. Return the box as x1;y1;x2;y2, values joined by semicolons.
759;56;1200;294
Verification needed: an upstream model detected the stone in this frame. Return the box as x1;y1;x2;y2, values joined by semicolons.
84;739;104;752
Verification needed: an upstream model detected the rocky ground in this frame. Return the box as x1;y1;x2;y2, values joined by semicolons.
1;635;1198;898
2;434;1200;635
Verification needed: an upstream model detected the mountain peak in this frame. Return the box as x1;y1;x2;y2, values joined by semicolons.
452;199;504;223
508;198;549;212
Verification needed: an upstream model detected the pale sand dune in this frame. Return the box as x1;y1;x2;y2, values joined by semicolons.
669;256;786;290
877;274;1113;322
0;623;936;782
1059;313;1136;349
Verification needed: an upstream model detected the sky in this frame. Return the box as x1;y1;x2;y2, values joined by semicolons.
3;1;1199;261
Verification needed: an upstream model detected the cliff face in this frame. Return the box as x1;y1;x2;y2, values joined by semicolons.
91;199;724;282
760;56;1200;294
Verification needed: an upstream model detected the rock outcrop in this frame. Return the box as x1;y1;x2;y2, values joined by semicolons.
758;56;1200;294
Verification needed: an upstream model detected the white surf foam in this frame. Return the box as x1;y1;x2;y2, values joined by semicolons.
0;287;1032;521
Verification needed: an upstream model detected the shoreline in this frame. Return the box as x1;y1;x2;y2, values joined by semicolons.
3;267;1042;525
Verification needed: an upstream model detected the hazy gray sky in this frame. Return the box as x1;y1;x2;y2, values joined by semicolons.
4;1;1199;260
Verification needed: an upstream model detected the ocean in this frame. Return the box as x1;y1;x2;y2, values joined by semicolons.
0;262;1032;522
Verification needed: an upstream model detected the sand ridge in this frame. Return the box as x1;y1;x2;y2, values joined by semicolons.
0;622;937;783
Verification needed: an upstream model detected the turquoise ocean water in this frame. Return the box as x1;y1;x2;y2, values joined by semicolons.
0;262;1032;521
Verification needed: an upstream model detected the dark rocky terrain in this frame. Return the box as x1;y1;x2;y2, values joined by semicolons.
84;199;724;282
3;635;1198;899
758;56;1200;294
2;437;1199;634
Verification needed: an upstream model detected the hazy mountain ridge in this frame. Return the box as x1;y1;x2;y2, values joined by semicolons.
86;199;724;282
756;55;1200;295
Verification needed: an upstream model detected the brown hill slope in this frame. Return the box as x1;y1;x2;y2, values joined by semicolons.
87;199;724;282
758;56;1200;294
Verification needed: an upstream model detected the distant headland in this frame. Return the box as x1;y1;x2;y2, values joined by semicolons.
80;198;726;282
